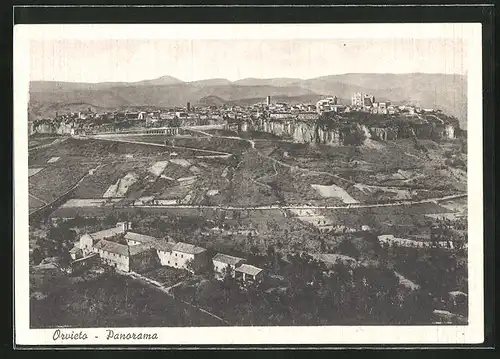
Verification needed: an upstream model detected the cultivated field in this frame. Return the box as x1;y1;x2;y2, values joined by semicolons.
29;195;46;211
29;162;94;203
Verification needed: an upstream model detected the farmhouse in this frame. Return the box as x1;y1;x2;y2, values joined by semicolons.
73;221;215;274
79;224;130;257
234;264;264;284
169;242;209;273
153;241;176;266
212;253;246;280
77;222;160;272
93;240;158;272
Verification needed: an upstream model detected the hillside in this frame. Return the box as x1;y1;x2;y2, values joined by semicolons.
29;75;183;93
28;73;467;128
189;78;233;87
233;77;303;87
229;94;328;107
197;95;227;107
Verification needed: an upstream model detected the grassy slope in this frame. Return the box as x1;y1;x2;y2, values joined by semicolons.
30;269;222;328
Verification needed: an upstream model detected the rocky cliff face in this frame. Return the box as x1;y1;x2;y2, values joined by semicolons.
231;117;455;145
253;119;343;145
365;126;399;141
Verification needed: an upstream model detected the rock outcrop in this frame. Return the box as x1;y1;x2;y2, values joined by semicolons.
229;115;457;146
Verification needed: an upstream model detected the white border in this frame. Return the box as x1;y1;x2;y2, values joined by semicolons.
14;23;483;345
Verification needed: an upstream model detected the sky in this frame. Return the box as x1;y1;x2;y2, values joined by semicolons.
29;38;467;83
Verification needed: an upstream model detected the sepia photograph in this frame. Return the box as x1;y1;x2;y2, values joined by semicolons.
14;22;484;345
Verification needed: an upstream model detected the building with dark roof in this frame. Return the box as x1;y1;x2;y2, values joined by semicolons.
76;222;210;273
79;222;159;272
212;253;246;280
169;242;209;273
92;239;157;272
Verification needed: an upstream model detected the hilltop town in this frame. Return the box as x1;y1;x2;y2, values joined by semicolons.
30;92;461;140
29;90;468;328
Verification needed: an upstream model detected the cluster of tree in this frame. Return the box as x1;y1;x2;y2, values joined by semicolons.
384;244;467;300
175;248;436;326
31;225;77;267
31;270;218;329
430;219;467;251
444;157;466;170
342;126;367;147
316;114;367;147
55;215;101;232
103;213;211;239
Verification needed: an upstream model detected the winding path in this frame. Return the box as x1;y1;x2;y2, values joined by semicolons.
128;193;467;211
126;271;230;325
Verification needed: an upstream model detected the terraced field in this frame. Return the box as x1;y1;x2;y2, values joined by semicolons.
29;162;94;203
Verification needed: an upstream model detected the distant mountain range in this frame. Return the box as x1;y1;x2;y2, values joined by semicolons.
29;73;467;128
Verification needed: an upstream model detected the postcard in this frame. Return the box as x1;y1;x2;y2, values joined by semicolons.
14;23;483;345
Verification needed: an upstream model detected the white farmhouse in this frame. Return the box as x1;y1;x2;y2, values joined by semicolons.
212;253;246;280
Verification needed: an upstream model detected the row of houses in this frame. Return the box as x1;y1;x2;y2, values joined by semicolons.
69;222;264;283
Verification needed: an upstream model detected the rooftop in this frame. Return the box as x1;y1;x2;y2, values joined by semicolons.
173;242;206;255
69;246;82;254
212;253;245;266
235;264;263;276
94;239;129;257
124;232;157;245
88;227;125;241
129;243;154;256
152;240;176;252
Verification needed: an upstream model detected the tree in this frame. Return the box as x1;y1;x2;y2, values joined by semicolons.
31;247;44;265
46;226;77;255
343;126;366;146
338;239;360;260
319;237;327;252
185;258;196;274
266;244;275;259
247;232;254;246
250;245;259;257
222;264;234;282
206;261;216;279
